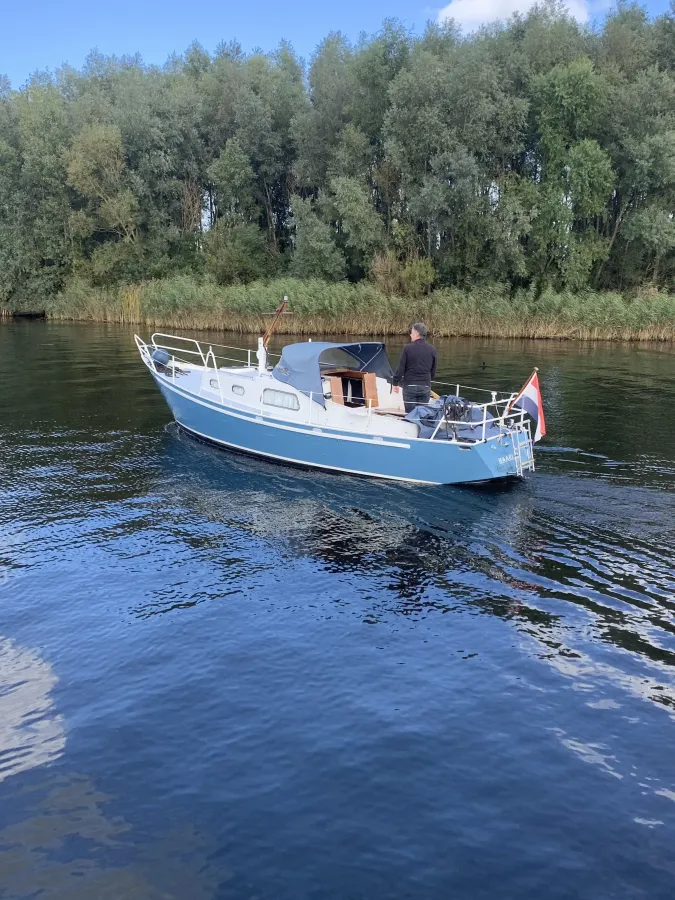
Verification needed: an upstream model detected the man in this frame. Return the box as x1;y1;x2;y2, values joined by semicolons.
393;323;437;413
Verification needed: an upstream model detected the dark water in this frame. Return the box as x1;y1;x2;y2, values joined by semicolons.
1;322;675;899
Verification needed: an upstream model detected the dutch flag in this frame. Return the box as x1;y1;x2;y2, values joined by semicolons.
508;369;546;442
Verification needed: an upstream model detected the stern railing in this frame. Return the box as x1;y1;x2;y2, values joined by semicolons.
427;397;527;443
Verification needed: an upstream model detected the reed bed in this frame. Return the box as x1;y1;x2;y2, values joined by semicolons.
42;275;675;341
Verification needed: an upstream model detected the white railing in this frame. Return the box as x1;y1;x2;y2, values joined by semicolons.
321;385;530;448
432;378;515;401
149;332;281;371
135;333;153;365
427;396;527;443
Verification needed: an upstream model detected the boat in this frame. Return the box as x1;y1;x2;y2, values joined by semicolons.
134;307;538;485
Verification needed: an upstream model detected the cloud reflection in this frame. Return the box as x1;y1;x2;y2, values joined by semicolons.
0;636;65;782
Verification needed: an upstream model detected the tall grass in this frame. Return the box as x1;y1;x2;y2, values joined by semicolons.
42;275;675;341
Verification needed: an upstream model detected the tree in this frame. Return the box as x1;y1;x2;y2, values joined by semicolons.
0;82;72;305
330;175;385;271
289;196;346;280
208;138;254;220
292;34;355;189
67;123;139;243
0;12;673;304
205;221;280;284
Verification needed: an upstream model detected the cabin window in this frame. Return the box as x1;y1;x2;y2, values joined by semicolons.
263;388;300;411
210;378;219;389
232;384;245;396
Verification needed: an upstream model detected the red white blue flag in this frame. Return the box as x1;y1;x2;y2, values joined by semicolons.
508;369;546;442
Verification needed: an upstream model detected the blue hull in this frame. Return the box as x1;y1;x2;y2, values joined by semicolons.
153;374;532;485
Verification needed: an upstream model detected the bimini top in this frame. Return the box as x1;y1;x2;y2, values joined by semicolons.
272;341;393;405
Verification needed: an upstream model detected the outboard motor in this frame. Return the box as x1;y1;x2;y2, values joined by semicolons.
443;396;475;440
443;396;471;425
405;394;477;440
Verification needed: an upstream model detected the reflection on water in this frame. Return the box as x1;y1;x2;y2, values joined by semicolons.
1;322;675;898
0;771;221;899
154;429;675;718
0;637;65;782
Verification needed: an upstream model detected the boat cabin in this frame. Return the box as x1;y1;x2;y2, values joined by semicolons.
273;341;397;410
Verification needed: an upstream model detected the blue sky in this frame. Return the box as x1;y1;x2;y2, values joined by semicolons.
2;0;672;88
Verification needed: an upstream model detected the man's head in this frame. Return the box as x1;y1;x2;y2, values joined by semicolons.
410;322;428;341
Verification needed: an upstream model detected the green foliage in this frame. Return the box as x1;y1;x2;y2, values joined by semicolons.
289;196;346;281
370;250;404;295
330;175;385;267
292;34;355;189
45;273;675;340
207;139;254;218
400;258;435;297
567;140;614;218
369;251;435;297
534;59;608;165
67;123;140;243
624;204;675;280
205;221;281;284
2;9;675;312
88;241;143;285
0;83;72;306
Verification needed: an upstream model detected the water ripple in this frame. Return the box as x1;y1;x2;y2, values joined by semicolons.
0;637;65;782
3;324;675;898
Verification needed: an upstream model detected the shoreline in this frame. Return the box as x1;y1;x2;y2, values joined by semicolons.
5;275;675;343
8;311;675;343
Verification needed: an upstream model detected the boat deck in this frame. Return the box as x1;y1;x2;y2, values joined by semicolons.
157;362;512;444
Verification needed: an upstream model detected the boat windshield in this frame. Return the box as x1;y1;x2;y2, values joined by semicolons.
273;341;393;405
318;348;362;371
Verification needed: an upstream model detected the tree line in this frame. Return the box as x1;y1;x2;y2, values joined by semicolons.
1;1;675;310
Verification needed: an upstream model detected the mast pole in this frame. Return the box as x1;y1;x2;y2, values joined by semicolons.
257;296;289;372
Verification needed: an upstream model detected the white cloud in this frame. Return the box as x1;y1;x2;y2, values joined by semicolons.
437;0;590;31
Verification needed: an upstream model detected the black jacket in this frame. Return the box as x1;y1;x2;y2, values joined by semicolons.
392;339;437;387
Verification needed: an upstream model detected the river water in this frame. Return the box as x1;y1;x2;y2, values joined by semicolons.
1;322;674;899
